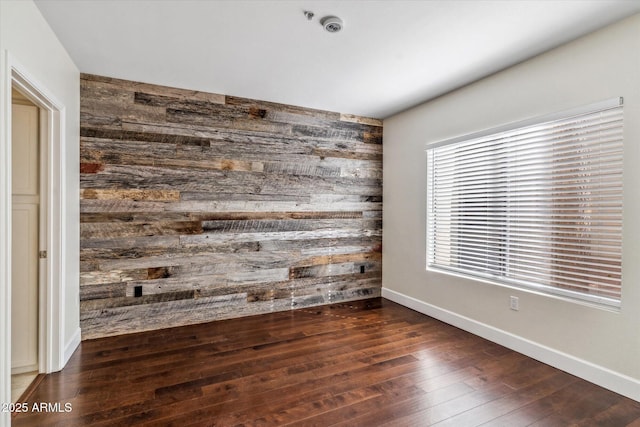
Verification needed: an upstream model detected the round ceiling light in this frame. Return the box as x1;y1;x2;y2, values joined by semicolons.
320;16;343;33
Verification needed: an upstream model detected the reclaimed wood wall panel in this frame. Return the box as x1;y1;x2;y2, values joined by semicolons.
80;74;383;339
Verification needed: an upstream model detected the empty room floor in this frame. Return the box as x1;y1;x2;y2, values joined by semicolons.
12;298;640;426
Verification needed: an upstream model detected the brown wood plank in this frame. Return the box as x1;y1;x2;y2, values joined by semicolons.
340;113;383;127
81;73;226;105
80;220;203;239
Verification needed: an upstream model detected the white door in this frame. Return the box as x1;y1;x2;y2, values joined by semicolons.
11;101;40;374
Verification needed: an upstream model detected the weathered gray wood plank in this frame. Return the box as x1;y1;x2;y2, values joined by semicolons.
80;74;382;339
180;229;382;246
81;73;226;104
339;113;383;127
80;220;203;239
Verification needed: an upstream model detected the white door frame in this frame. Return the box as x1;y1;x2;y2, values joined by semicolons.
1;51;66;409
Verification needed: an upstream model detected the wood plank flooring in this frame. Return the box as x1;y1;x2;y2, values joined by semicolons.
12;298;640;426
10;372;39;403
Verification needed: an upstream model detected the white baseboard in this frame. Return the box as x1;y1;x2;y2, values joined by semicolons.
63;327;81;368
382;287;640;402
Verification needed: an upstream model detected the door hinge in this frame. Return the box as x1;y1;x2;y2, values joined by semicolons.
39;250;47;259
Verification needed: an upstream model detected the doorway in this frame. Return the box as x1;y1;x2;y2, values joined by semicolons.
10;88;43;402
2;57;68;417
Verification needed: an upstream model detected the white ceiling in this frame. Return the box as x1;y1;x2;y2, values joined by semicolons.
35;0;640;119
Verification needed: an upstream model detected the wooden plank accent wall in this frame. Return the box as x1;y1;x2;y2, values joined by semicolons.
80;74;383;339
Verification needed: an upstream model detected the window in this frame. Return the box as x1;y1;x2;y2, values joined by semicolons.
426;98;623;307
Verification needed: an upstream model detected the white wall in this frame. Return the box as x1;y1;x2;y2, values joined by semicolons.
0;0;80;421
383;13;640;401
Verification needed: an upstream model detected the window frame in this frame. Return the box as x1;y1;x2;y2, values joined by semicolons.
425;98;624;308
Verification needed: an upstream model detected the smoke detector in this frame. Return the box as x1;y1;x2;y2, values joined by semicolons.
320;16;343;33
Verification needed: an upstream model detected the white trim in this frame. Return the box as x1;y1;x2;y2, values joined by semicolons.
8;54;67;374
64;328;81;366
38;104;50;376
382;287;640;402
0;49;12;426
1;52;73;424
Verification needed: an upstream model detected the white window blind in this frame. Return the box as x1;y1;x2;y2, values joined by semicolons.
426;98;623;307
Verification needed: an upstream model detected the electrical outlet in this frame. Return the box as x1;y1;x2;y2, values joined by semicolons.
510;296;519;311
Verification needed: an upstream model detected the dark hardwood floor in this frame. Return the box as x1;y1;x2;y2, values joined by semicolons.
12;298;640;426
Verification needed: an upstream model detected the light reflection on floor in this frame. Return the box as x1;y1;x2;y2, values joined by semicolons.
12;371;38;402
